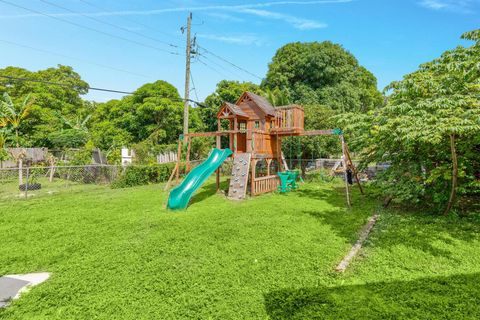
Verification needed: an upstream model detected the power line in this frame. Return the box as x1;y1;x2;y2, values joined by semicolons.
195;57;231;79
0;75;206;106
197;44;263;80
0;39;154;80
190;70;199;102
0;0;181;56
39;0;180;49
197;52;246;81
0;75;134;95
77;0;184;47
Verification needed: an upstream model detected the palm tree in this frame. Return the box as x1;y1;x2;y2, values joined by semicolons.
58;112;91;132
262;88;291;107
0;92;34;147
0;92;34;186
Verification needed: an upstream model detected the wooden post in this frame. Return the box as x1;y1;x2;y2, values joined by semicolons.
344;142;364;195
266;159;272;176
251;159;257;196
185;138;192;173
215;120;222;191
233;118;238;153
175;139;182;185
340;135;351;207
276;134;282;172
164;163;178;191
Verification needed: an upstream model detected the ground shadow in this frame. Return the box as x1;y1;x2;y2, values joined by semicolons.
296;185;480;259
189;180;229;206
264;273;480;319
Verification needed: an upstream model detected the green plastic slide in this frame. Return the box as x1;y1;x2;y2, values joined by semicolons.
167;148;233;210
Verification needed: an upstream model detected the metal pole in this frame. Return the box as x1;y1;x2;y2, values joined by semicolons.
183;12;192;140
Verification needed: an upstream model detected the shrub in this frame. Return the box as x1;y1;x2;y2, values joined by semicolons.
111;163;178;189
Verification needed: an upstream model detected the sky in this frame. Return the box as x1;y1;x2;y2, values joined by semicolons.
0;0;479;103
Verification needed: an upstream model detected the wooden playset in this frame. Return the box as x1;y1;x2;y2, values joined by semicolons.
167;91;362;206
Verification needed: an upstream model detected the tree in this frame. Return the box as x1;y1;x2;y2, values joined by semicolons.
0;92;34;147
90;80;204;155
339;29;480;214
263;42;383;112
0;65;89;147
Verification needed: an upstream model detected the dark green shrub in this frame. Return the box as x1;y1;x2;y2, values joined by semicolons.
111;163;178;188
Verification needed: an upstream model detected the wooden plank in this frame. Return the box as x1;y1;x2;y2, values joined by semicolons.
335;214;379;272
300;129;335;136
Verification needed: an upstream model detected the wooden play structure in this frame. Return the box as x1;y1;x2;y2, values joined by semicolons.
166;92;362;205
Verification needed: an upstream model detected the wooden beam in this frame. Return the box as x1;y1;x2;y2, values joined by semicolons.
185;138;192;173
300;129;335;136
175;139;182;185
340;135;351;207
344;142;364;195
336;214;379;272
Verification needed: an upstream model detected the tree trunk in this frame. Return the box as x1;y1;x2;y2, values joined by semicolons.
443;134;458;215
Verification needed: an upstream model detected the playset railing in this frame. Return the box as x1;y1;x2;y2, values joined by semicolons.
271;105;304;134
252;175;280;195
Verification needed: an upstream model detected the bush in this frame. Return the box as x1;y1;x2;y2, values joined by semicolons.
111;163;178;188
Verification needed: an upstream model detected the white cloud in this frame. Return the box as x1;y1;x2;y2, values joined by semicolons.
197;33;264;46
0;0;352;30
204;12;245;23
418;0;479;13
239;8;327;30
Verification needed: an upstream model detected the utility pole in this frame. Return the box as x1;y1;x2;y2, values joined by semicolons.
182;12;192;139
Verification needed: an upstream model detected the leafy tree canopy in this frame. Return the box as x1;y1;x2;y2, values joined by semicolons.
339;29;480;214
0;65;90;147
90;80;203;151
263;41;383;112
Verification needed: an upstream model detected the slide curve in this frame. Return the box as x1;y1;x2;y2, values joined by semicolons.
167;148;233;210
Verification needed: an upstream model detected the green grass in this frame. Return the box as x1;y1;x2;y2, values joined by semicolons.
0;180;479;319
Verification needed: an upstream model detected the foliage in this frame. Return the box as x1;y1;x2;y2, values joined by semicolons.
339;29;480;213
90;80;204;152
48;129;88;149
0;92;34;147
263;41;383;112
201;80;262;131
283;104;340;160
0;65;89;147
111;163;177;188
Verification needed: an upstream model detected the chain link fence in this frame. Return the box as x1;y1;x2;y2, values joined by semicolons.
0;165;123;200
0;159;388;200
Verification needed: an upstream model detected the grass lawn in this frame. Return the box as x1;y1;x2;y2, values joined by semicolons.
0;180;479;319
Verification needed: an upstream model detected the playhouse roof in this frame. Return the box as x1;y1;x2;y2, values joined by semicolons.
219;102;249;118
237;92;276;117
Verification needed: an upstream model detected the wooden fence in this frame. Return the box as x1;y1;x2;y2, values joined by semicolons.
252;175;280;195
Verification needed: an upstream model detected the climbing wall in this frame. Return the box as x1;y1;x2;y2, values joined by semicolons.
228;153;251;200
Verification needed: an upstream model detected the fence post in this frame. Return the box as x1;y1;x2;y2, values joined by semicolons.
25;166;29;199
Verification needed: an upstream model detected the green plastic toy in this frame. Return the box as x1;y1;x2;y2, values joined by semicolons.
168;148;232;210
277;170;301;193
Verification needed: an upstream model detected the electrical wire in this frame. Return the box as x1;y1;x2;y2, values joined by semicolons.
0;0;181;56
0;39;154;80
190;70;199;102
197;44;263;80
0;75;206;106
195;57;231;80
77;0;184;47
197;52;246;81
39;0;180;49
